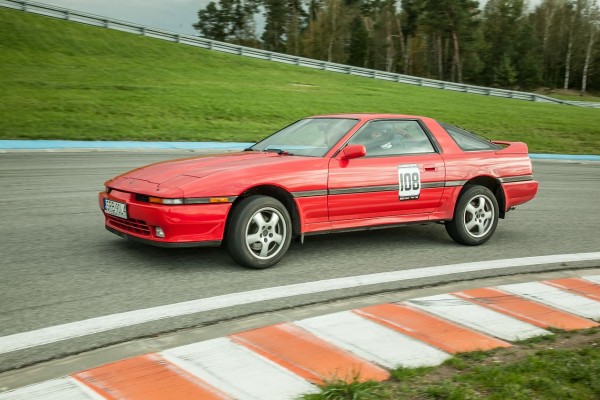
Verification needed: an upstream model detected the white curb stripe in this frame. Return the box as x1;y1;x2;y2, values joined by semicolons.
294;311;450;369
0;377;105;400
498;282;600;319
1;252;599;355
582;275;600;286
161;338;317;400
406;294;550;341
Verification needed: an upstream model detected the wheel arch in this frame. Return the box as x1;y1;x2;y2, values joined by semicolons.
460;176;506;219
227;185;301;238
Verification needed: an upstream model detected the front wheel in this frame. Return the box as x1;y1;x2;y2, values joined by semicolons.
227;196;292;269
445;185;499;246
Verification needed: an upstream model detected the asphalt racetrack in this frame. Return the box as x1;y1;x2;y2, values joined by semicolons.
1;151;599;372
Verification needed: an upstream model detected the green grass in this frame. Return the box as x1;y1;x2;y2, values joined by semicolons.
302;378;389;400
412;347;600;399
1;8;599;154
303;330;600;399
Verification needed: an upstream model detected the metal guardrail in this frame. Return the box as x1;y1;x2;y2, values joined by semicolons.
2;0;599;109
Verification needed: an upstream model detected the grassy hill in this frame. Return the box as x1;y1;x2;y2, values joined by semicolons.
1;7;598;154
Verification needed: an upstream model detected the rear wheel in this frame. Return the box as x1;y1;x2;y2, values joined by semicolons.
227;196;292;269
445;185;499;246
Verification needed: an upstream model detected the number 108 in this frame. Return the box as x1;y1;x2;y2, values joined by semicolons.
400;172;420;191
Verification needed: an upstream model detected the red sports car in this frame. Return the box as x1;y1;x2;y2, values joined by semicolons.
99;114;538;268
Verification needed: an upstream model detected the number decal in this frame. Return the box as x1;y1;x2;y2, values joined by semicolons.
398;164;421;200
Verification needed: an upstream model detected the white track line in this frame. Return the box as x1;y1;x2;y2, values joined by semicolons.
1;252;599;355
294;311;450;368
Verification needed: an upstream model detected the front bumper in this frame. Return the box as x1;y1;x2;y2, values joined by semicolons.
99;190;232;245
105;226;221;247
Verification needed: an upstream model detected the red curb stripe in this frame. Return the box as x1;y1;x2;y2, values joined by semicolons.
231;323;389;385
454;287;598;330
544;278;600;302
73;353;230;400
355;303;510;353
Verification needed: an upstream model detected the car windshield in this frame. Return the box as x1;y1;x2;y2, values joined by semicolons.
249;118;359;157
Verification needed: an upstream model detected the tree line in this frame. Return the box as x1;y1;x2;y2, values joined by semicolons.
194;0;600;93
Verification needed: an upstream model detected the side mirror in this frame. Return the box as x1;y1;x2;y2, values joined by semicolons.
340;144;366;160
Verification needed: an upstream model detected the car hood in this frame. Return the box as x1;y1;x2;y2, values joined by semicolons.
113;151;312;185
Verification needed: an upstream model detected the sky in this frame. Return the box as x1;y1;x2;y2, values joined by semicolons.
37;0;210;35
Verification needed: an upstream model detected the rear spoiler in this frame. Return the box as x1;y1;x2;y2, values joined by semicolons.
492;141;529;154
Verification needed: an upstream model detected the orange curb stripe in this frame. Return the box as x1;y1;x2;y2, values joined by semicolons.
454;287;598;330
544;278;600;302
355;303;510;353
73;354;229;400
231;323;389;385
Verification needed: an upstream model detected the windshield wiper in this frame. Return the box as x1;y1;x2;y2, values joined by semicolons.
264;148;293;155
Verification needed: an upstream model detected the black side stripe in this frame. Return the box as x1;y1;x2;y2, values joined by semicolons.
444;180;468;187
295;181;449;197
499;175;533;183
328;185;398;195
422;182;446;189
292;176;532;198
291;190;328;198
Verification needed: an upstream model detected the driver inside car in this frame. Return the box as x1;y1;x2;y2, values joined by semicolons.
349;124;396;156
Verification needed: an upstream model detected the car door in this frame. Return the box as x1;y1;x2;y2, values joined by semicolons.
327;119;446;222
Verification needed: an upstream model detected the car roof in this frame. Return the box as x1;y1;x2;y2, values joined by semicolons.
307;113;427;121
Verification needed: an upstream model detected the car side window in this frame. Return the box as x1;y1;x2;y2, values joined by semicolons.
441;123;501;151
348;120;436;157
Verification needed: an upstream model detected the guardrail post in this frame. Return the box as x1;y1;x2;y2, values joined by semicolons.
141;27;146;36
104;19;109;28
348;66;352;74
176;34;181;43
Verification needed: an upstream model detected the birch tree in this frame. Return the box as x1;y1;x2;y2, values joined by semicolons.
580;0;599;95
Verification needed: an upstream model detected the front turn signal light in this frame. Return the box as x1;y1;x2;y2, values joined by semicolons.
148;197;184;205
209;197;230;203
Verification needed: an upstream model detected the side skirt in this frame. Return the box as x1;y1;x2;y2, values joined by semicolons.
302;219;448;237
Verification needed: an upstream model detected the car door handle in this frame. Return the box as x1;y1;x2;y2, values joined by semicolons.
424;165;437;171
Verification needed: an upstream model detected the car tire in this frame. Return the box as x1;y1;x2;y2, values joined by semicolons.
445;185;499;246
227;195;292;269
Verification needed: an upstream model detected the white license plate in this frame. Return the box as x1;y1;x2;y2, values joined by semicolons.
104;199;128;219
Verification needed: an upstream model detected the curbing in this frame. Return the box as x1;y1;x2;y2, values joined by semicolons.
0;274;599;399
